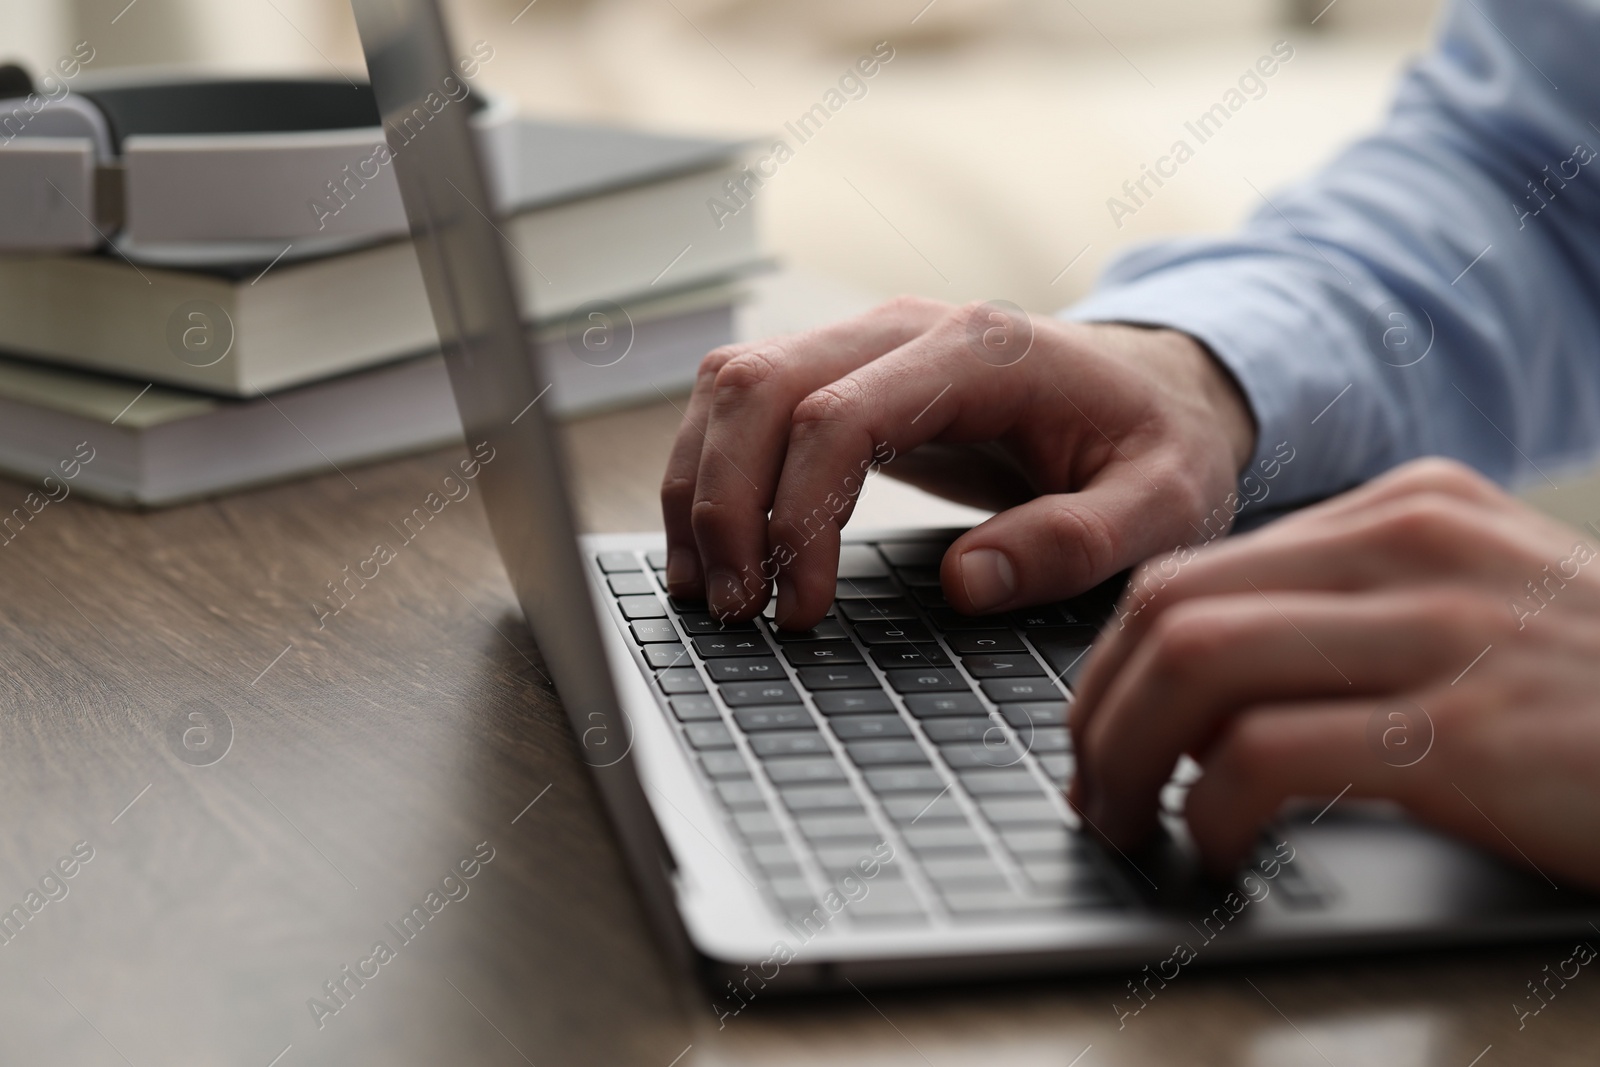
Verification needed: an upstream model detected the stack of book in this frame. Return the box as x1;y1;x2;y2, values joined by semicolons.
0;118;764;506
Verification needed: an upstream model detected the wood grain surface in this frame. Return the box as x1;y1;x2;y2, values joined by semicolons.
2;398;1597;1067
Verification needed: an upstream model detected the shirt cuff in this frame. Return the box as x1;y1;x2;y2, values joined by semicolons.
1060;252;1402;509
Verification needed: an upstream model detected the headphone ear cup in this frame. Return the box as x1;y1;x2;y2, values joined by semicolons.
0;63;34;99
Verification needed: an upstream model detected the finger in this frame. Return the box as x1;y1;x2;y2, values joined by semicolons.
1069;590;1480;844
1183;702;1421;876
688;297;950;618
661;343;753;597
766;304;1046;627
941;456;1202;616
1272;455;1518;534
1074;489;1549;715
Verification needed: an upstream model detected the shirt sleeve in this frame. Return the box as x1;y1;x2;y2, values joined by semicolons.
1065;0;1600;506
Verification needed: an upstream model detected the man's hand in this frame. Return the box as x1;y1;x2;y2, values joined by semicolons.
1070;458;1600;889
659;297;1256;628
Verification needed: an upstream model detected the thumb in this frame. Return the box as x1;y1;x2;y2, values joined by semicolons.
939;466;1204;614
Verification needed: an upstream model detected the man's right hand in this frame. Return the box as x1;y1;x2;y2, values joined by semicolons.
659;296;1258;629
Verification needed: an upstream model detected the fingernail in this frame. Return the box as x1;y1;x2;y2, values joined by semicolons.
665;548;697;591
958;548;1016;612
706;569;745;619
773;576;798;629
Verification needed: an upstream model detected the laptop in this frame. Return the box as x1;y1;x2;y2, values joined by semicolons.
349;0;1599;990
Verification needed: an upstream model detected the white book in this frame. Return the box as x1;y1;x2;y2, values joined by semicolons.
0;119;759;397
0;287;737;509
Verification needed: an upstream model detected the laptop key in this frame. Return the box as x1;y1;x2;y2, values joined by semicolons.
778;785;865;812
734;706;813;731
607;573;655;596
903;692;985;718
902;824;986;851
678;613;757;634
896;566;943;587
870;644;952;669
882;792;965;822
828;715;911;740
796;813;879;840
812;689;895;715
941;889;1062;915
844;740;930;766
751;842;798;868
720;681;800;706
885;668;970;694
644;643;691;670
706;657;786;682
863;767;946;792
878;541;948;567
732;811;783;841
748;731;829;757
960;769;1047;796
1001;701;1070;728
947;630;1027;654
781;640;864;667
839;598;918;621
668;695;722;722
836;544;892;578
644;549;669;570
702;752;751;778
927;609;1009;631
849;884;928;920
797;664;879;690
693;634;769;658
684;721;735;749
940;740;1025;770
980;678;1061;703
1001;828;1077;855
769;619;846;643
1038;754;1074;781
912;586;950;608
618;595;667;619
763;757;847;784
1009;605;1081;629
1029;628;1096;691
980;798;1069;826
657;668;706;695
852;620;934;645
835;577;899;599
596;551;641;573
630;619;680;643
961;654;1045;679
714;780;765;808
1020;727;1071;753
920;717;1001;744
922;855;1008;886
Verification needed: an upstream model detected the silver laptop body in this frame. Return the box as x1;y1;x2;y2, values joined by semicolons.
349;0;1599;991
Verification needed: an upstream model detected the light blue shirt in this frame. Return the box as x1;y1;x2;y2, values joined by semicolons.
1069;0;1600;506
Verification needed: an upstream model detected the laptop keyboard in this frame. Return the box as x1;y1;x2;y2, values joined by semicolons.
594;540;1147;929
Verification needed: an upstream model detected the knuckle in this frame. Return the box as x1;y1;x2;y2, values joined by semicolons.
1371;493;1473;554
689;497;738;540
1039;499;1120;583
877;293;945;320
1145;602;1227;678
713;348;786;395
698;344;745;380
792;378;867;429
1389;456;1499;500
659;473;696;510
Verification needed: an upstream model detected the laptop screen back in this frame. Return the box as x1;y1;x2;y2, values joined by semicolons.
349;0;676;883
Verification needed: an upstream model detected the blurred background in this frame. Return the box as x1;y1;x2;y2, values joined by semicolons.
6;0;1442;313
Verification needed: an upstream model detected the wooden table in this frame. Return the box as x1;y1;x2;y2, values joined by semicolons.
3;397;1598;1067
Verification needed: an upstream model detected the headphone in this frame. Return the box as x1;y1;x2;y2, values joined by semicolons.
0;67;515;265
